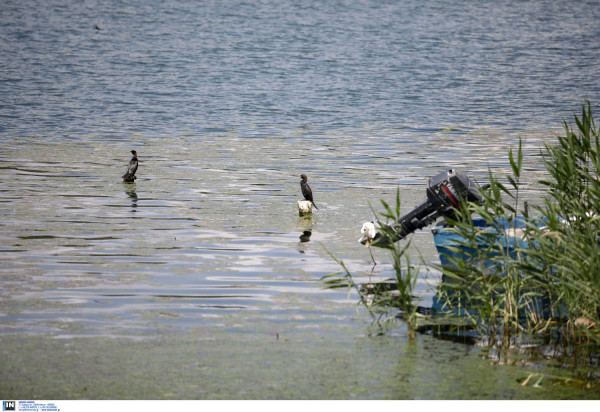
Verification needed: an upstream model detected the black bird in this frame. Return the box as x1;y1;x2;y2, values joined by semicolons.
300;174;318;209
122;150;138;183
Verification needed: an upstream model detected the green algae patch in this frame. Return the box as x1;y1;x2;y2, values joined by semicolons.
1;330;598;400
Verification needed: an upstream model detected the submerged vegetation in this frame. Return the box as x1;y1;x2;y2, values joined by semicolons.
323;103;600;354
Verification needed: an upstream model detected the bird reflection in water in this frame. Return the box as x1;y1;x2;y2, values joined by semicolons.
299;230;312;243
297;218;313;253
125;184;138;212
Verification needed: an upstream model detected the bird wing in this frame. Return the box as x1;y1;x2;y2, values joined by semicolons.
301;183;312;201
123;159;138;177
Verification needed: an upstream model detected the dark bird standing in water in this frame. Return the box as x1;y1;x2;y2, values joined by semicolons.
300;174;318;210
122;150;138;183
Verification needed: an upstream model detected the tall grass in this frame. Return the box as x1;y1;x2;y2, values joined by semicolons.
437;102;600;347
529;101;600;344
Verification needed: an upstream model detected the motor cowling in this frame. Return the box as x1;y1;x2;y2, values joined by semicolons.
364;169;484;246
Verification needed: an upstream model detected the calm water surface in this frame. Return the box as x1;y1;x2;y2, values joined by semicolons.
1;0;599;399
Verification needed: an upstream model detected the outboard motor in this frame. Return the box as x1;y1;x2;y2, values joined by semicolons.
363;169;485;246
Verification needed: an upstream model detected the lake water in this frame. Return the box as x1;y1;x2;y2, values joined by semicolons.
1;0;599;399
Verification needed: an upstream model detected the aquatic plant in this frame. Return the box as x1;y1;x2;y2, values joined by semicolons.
436;102;600;348
322;189;422;339
529;101;600;344
373;189;423;339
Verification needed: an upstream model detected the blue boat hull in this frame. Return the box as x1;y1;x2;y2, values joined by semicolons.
432;216;530;268
430;216;560;320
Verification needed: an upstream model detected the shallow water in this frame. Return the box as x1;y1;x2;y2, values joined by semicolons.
1;0;600;399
